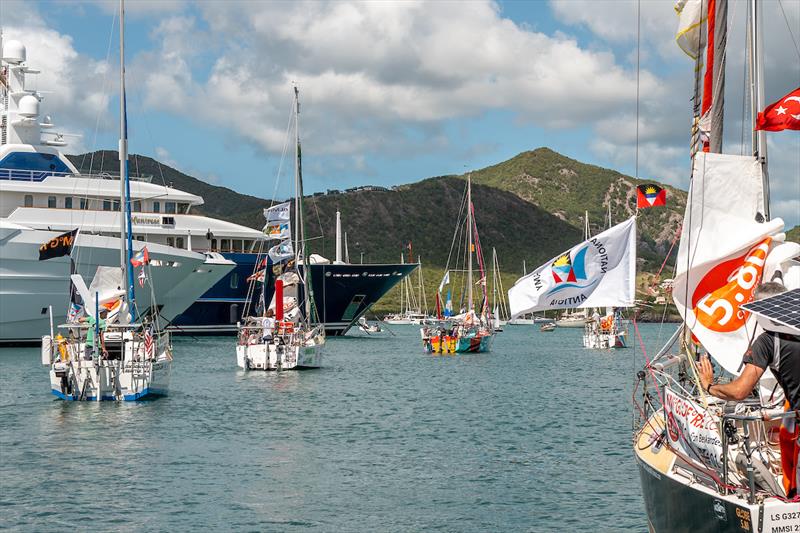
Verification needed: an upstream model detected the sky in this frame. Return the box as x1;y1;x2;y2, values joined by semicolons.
3;0;799;226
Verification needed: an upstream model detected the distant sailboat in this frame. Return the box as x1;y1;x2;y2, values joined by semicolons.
422;175;495;353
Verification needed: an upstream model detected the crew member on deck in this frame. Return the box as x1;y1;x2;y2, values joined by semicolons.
698;282;800;496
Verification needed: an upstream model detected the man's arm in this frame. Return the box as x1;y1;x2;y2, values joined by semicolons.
698;355;765;401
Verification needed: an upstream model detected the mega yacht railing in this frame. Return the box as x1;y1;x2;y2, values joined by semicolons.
0;167;154;182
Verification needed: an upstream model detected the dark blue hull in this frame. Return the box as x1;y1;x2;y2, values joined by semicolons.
171;253;416;336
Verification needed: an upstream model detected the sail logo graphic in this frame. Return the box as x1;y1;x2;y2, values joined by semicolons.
691;238;771;333
551;252;578;283
545;245;595;295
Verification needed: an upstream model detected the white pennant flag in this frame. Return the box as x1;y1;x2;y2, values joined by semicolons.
264;201;291;222
268;239;294;263
508;217;637;317
438;270;450;293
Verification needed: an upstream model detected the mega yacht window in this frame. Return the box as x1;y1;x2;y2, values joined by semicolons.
133;200;141;212
113;200;120;211
221;239;230;252
24;195;33;207
80;198;88;210
64;197;73;209
211;239;217;251
176;237;185;249
167;237;175;247
179;203;189;213
103;200;111;211
165;202;176;214
153;201;160;213
244;240;253;252
48;196;56;208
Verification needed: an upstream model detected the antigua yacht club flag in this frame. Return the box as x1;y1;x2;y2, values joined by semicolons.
636;184;667;209
756;87;800;131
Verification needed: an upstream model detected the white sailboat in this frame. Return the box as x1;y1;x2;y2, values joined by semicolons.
634;0;800;530
41;0;172;401
236;87;324;371
383;255;430;325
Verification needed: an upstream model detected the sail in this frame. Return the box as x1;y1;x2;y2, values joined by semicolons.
672;152;788;377
508;217;636;316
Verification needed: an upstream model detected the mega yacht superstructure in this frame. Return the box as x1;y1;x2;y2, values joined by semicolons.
0;36;235;343
0;36;414;341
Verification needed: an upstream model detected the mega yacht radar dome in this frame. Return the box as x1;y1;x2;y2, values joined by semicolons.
2;40;26;64
18;94;40;118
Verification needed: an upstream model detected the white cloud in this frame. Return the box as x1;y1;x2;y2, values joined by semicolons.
134;0;659;157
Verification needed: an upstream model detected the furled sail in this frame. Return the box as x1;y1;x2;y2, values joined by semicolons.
672;152;797;382
508;217;636;317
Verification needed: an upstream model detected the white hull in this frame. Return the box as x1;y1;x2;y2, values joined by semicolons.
506;318;535;325
46;335;171;401
236;331;324;370
583;331;627;349
555;318;588;328
0;222;233;343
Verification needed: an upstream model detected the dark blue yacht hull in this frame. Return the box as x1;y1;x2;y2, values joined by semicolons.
171;253;416;336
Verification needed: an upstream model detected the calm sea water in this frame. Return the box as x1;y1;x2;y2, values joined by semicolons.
0;323;676;532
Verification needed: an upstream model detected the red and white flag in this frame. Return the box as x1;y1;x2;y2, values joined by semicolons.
756;87;800;131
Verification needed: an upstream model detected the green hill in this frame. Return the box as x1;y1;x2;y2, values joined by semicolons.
463;148;686;268
787;225;800;243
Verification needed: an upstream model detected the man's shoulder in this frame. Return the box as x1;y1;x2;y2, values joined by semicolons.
744;332;774;367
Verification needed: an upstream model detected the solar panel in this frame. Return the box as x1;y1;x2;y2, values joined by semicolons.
741;288;800;334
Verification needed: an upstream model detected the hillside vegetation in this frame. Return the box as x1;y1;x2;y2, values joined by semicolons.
464;148;686;268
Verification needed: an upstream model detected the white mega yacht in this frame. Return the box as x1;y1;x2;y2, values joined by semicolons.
0;37;236;343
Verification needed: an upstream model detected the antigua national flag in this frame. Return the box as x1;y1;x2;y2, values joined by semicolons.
130;247;150;267
636;184;667;209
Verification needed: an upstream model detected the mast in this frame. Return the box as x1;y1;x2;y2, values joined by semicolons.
467;174;473;311
293;86;311;323
748;0;769;219
119;0;135;310
335;210;342;263
492;247;497;317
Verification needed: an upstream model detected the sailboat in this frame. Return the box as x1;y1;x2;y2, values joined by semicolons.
236;87;324;371
583;210;630;349
634;0;800;530
421;175;495;353
490;248;509;332
383;254;430;325
40;0;172;401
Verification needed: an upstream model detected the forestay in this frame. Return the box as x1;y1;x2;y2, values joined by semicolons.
508;216;636;317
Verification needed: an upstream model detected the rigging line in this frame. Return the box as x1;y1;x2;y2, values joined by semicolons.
632;0;641;421
270;96;296;206
84;7;118;174
778;0;800;61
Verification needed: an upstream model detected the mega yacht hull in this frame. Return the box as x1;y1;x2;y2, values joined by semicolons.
0;224;233;344
173;256;417;336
